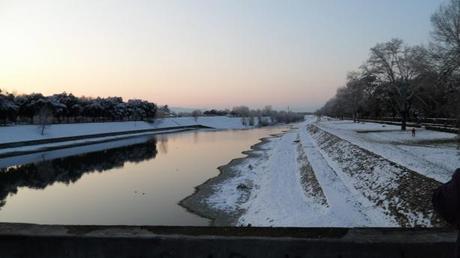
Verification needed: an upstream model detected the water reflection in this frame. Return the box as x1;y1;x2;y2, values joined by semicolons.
157;135;169;154
0;127;287;225
0;139;158;210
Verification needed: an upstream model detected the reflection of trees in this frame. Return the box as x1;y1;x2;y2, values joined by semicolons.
193;131;199;144
0;139;158;209
157;135;168;154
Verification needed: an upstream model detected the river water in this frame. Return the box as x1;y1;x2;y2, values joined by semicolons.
0;127;286;226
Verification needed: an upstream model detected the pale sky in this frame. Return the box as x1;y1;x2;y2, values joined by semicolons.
0;0;445;111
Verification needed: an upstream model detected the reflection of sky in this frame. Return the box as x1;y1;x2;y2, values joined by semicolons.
0;0;443;111
0;127;286;226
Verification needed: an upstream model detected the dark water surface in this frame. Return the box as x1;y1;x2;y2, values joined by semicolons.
0;127;285;226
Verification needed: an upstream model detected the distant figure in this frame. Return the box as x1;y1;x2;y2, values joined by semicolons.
411;128;416;137
432;168;460;257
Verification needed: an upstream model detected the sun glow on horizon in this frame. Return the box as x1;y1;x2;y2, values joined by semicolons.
0;0;442;111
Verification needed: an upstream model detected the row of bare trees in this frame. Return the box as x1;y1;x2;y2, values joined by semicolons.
181;105;304;126
317;0;460;131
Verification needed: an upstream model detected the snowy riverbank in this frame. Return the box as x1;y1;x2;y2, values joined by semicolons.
0;116;254;145
182;116;459;227
0;116;258;157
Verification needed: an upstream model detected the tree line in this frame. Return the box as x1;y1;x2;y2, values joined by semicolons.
184;105;305;126
317;0;460;130
0;91;161;125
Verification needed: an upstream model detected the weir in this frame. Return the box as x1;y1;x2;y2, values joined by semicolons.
0;223;456;258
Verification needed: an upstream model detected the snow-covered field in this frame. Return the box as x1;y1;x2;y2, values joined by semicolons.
197;116;459;227
316;119;459;183
0;116;253;145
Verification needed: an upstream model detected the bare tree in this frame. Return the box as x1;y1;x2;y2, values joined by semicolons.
317;0;460;127
262;105;273;116
232;106;250;117
248;115;255;126
340;72;368;122
364;39;429;130
191;110;202;121
431;0;460;135
241;117;247;126
38;105;52;135
431;0;460;74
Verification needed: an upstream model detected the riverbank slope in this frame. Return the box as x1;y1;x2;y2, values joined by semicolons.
183;116;459;227
0;116;255;157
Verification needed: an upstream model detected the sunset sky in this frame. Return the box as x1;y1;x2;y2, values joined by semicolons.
0;0;444;111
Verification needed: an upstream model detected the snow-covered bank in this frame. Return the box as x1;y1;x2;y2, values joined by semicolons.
0;116;253;145
179;131;289;226
0;134;160;169
0;127;190;159
308;124;442;227
184;116;456;227
0;116;261;159
315;119;459;183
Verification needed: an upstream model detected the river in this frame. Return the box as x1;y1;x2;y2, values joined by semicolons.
0;127;286;226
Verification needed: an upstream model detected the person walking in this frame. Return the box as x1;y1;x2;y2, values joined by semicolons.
432;168;460;257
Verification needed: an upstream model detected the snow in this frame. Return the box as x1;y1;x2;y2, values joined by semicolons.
0;116;254;145
308;123;440;226
297;124;397;227
239;130;318;226
316;119;459;183
2;114;456;227
0;128;187;157
202;115;455;227
207;129;335;227
237;126;396;227
206;122;396;227
0;134;160;169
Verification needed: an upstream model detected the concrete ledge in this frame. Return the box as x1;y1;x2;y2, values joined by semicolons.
0;223;456;258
